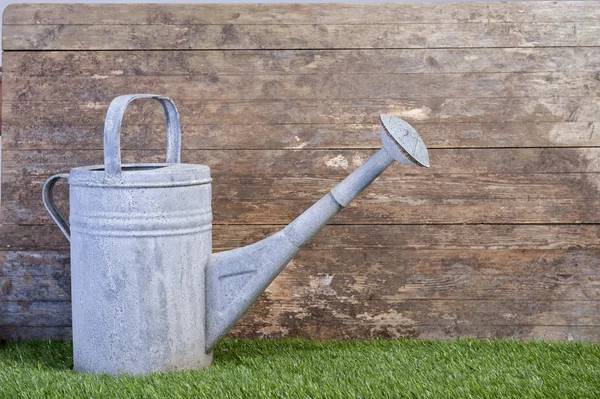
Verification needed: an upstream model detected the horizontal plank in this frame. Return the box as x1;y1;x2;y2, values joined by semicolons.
7;48;600;77
3;249;599;302
4;247;600;340
0;326;72;343
214;224;600;252
4;149;600;225
4;298;599;329
3;98;599;128
4;148;600;177
0;252;70;302
4;324;598;343
6;72;600;103
240;298;600;329
0;226;68;251
6;173;600;225
262;249;600;302
6;324;598;342
4;22;600;51
0;301;71;327
3;122;599;150
229;323;600;342
6;3;600;26
2;224;600;252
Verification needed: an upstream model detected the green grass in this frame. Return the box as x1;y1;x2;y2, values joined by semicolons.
1;339;599;398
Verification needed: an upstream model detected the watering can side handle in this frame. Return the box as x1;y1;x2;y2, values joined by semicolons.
103;94;182;178
42;173;71;242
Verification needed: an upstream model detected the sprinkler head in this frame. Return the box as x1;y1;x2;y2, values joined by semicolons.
379;114;430;168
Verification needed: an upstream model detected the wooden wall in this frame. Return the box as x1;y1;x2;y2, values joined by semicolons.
2;2;600;342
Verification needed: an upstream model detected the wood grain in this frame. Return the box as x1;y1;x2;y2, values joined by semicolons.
5;148;600;178
3;98;599;128
7;72;600;102
3;148;600;225
0;326;72;343
3;122;599;150
2;2;600;342
9;324;597;343
6;3;600;25
6;48;600;77
3;249;599;303
3;296;599;330
5;22;600;51
229;324;600;341
4;297;599;335
3;224;600;252
6;173;600;225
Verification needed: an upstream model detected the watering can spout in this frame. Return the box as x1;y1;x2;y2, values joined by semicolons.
205;115;429;351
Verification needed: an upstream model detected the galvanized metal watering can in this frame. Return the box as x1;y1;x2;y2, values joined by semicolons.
42;94;430;375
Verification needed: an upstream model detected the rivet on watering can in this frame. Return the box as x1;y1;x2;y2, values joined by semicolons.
42;94;430;375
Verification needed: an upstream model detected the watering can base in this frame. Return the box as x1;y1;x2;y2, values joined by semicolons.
73;352;214;376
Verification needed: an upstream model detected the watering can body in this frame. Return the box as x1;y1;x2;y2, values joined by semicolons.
69;165;213;374
43;95;214;374
43;94;430;375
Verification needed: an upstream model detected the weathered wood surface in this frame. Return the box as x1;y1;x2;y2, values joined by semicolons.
6;2;600;25
5;22;600;51
4;149;600;225
5;224;600;252
2;248;600;341
6;49;600;76
5;98;598;126
2;2;600;342
2;249;600;302
10;72;600;101
3;122;599;150
5;298;600;329
5;224;600;251
7;325;600;343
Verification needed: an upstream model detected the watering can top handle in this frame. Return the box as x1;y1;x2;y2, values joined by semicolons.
104;94;182;178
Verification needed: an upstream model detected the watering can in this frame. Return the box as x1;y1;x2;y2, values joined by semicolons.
42;94;430;375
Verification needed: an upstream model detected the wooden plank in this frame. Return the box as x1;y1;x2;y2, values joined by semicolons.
3;122;599;151
5;3;600;25
0;251;70;301
3;249;599;302
4;148;600;177
212;224;600;252
0;226;68;252
2;224;600;252
5;22;600;51
0;326;71;343
4;149;600;225
7;48;600;77
5;323;599;343
259;249;600;303
3;298;598;329
0;301;71;327
229;324;600;341
3;98;599;128
6;72;600;102
240;299;600;329
5;324;598;343
3;1;600;343
6;173;600;226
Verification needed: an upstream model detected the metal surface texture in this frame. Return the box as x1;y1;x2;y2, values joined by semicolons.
43;94;213;375
43;94;429;375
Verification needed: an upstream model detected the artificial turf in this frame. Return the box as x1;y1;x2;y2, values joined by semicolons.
0;338;599;398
